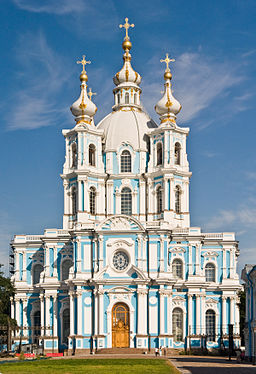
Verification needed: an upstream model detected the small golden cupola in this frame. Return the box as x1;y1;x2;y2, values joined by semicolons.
155;53;181;124
113;17;142;110
70;55;97;125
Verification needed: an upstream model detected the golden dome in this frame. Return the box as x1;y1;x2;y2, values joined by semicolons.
80;71;88;82
122;39;132;51
164;70;172;80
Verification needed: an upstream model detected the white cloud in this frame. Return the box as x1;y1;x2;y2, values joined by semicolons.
205;206;256;231
142;52;244;125
13;0;87;15
6;32;72;130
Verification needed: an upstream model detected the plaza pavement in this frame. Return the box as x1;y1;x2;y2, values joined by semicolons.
170;356;255;374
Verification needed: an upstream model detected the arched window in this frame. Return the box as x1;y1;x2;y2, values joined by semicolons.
71;187;77;215
121;187;132;216
89;187;96;215
33;310;41;344
89;144;96;166
206;310;216;341
62;308;70;345
121;150;131;173
172;259;183;279
71;142;77;168
174;142;181;165
33;264;43;285
157;143;163;165
156;186;163;214
172;308;183;342
61;259;73;281
125;92;129;104
205;263;216;282
175;186;181;213
134;93;137;104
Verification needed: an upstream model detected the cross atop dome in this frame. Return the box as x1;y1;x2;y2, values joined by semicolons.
160;53;175;80
119;17;134;40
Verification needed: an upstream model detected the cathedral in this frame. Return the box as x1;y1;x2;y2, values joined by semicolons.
11;18;241;354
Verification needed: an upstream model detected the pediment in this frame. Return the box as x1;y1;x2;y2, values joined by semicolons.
97;215;145;232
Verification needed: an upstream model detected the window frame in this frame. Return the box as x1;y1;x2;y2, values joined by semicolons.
172;307;183;342
206;309;216;342
172;258;183;279
89;186;96;215
156;185;163;214
88;144;96;166
174;142;181;165
121;187;132;216
120;150;132;173
175;186;181;213
156;142;163;166
205;262;216;282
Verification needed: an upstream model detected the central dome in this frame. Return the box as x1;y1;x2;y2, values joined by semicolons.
97;109;157;151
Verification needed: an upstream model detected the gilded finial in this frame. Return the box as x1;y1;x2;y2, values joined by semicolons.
88;88;96;101
119;17;134;40
160;53;175;80
77;55;91;82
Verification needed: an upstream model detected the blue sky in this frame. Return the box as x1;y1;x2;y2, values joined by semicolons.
1;0;256;276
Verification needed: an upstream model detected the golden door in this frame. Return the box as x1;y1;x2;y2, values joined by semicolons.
112;303;130;348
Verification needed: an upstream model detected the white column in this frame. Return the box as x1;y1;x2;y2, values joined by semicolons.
188;245;193;276
22;298;28;337
15;251;19;281
132;188;138;216
195;244;200;275
188;294;193;336
107;181;114;215
159;237;164;273
40;294;45;336
115;189;121;214
52;295;58;338
196;295;201;334
22;251;27;281
230;249;234;278
98;289;104;335
164;178;168;211
45;246;50;277
201;295;206;334
230;296;235;326
223;250;227;279
53;246;58;277
45;296;51;336
139;179;145;218
147;179;153;221
76;240;82;273
98;236;104;271
77;180;82;211
235;297;240;334
168;291;172;335
159;289;165;335
69;291;75;336
138;290;148;335
77;289;83;335
222;296;227;334
94;290;98;336
142;238;147;273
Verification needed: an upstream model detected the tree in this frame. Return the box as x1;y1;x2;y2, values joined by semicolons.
0;264;15;325
238;289;246;346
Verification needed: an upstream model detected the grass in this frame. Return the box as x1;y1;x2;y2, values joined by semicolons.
0;358;179;374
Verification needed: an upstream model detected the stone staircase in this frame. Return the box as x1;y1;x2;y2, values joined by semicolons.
96;348;146;354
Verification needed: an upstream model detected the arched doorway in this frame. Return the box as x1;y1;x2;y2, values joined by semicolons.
112;303;130;348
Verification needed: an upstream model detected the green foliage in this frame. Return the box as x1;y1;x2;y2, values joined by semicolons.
238;289;246;345
0;264;16;326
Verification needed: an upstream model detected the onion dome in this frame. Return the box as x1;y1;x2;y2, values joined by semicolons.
155;53;181;124
113;18;141;87
70;55;97;125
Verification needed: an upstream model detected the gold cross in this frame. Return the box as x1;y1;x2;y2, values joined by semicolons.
119;17;134;40
77;55;91;72
88;88;96;100
160;53;175;70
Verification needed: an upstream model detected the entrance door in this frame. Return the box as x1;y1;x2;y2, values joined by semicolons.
112;303;130;348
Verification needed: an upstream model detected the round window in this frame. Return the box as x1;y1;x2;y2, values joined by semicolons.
113;251;129;271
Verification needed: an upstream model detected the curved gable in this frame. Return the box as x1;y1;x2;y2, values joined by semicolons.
96;215;145;232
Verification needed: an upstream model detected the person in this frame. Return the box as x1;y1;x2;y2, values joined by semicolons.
155;348;159;357
159;346;162;356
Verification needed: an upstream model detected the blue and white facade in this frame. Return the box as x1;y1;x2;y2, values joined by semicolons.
241;265;256;360
11;23;241;354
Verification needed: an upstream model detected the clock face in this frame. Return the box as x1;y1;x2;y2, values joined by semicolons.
113;251;129;271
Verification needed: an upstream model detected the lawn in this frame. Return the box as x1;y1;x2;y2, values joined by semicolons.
0;358;179;374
